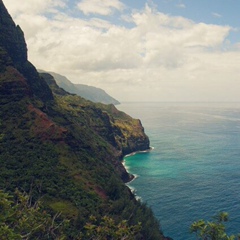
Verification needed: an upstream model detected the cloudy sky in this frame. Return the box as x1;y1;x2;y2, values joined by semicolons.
3;0;240;102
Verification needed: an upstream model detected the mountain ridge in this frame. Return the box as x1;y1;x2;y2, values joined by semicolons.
39;70;120;105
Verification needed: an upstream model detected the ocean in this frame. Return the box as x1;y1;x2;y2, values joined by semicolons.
117;102;240;240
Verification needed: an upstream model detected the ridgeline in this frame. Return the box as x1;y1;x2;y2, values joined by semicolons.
38;70;120;105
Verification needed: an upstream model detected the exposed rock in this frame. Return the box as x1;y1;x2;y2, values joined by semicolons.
0;47;31;101
0;1;27;64
0;1;53;102
28;104;68;142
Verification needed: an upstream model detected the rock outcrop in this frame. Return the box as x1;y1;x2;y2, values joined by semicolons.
0;0;53;101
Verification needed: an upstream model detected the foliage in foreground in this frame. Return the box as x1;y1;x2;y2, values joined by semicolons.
0;189;68;239
83;215;141;240
190;212;240;240
0;189;142;240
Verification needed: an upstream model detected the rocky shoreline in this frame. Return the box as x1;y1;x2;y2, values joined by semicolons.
122;147;153;183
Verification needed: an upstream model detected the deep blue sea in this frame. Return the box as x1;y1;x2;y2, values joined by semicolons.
117;102;240;240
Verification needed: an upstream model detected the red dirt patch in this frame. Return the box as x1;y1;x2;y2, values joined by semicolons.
94;186;108;200
28;104;67;142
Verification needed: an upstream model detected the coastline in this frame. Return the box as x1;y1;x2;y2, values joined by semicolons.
122;146;174;240
124;146;154;159
122;147;154;198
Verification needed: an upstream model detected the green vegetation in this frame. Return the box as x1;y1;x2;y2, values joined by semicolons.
0;79;162;239
190;212;240;240
0;189;68;239
0;92;161;238
83;215;141;240
0;189;142;239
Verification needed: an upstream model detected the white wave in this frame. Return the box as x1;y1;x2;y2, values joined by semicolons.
126;183;142;202
124;147;154;159
127;174;138;184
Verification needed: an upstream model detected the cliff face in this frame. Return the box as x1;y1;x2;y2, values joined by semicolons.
96;103;150;156
0;0;53;102
0;1;163;239
41;72;150;158
0;48;31;101
0;1;27;64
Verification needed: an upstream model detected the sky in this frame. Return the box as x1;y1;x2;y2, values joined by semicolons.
3;0;240;102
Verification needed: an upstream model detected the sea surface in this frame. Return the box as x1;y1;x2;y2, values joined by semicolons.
117;102;240;240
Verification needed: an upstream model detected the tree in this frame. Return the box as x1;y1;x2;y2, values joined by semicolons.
83;215;141;240
190;212;239;240
0;189;68;240
0;189;142;240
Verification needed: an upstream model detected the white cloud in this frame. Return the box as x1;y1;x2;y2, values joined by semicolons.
3;0;66;16
3;1;240;102
77;0;125;16
176;3;186;9
212;12;222;18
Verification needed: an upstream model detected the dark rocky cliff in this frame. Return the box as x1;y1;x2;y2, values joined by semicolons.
40;72;150;158
0;0;53;101
0;1;27;64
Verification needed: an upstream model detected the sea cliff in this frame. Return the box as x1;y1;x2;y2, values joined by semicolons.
0;0;164;239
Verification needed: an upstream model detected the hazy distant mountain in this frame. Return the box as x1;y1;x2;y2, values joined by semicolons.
39;70;120;105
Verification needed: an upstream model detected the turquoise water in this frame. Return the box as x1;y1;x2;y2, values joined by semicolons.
117;102;240;240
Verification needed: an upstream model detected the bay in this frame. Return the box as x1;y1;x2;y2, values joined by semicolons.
117;102;240;240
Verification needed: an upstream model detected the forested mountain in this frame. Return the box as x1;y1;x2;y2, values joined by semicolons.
39;70;120;105
0;0;168;239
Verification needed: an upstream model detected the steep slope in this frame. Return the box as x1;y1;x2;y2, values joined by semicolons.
0;3;53;102
40;72;149;157
0;1;166;239
39;70;120;105
40;72;150;180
